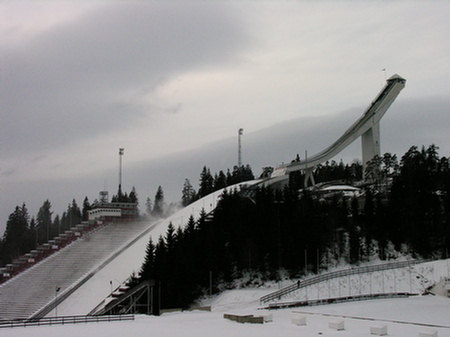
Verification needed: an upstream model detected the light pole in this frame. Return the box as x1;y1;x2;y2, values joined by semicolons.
238;128;243;167
55;286;60;317
119;148;124;188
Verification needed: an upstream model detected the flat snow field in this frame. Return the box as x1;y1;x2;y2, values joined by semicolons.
1;294;449;337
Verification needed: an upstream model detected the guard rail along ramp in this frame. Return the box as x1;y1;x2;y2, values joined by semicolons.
262;74;406;187
260;259;427;304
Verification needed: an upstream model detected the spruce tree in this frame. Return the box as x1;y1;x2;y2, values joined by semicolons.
145;197;152;217
139;237;155;280
181;179;195;207
152;186;165;218
129;186;138;204
82;197;91;221
199;167;213;197
1;204;31;264
37;200;52;243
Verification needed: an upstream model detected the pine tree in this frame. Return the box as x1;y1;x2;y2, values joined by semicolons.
82;196;91;221
129;186;138;204
53;215;61;237
152;186;165;217
349;197;361;263
145;197;152;217
199;167;214;198
214;170;227;190
181;179;195;207
165;222;176;254
139;237;155;280
29;217;37;249
70;199;82;227
37;200;52;243
185;215;196;237
1;204;32;264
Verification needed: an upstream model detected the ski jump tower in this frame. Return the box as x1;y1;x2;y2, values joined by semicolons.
267;74;406;187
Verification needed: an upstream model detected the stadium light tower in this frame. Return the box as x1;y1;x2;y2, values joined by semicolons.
238;128;243;167
119;148;124;188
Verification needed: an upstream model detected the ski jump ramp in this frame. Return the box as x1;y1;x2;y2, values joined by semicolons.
264;74;406;187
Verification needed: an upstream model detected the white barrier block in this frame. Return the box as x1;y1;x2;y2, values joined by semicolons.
329;320;345;330
291;315;307;326
419;331;438;337
370;325;387;336
261;313;273;323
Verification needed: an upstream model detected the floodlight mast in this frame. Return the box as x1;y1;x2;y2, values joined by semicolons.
238;128;243;167
119;148;124;189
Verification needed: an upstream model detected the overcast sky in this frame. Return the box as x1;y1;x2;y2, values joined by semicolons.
1;1;449;232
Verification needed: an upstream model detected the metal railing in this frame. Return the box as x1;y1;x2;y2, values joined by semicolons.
263;292;412;310
93;280;153;316
0;314;134;329
260;259;428;304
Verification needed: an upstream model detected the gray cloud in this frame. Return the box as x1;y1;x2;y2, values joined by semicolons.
1;2;449;234
3;95;447;234
1;2;247;157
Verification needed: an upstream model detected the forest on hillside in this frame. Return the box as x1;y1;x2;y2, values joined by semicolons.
0;164;254;266
136;145;450;311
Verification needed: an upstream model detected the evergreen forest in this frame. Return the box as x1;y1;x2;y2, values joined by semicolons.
136;145;450;311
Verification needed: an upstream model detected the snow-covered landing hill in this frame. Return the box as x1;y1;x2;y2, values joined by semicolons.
56;180;260;316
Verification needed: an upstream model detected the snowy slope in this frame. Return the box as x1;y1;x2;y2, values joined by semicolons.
56;180;260;316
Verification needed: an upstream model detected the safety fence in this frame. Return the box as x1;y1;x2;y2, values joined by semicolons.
260;259;428;304
0;314;134;329
262;292;412;310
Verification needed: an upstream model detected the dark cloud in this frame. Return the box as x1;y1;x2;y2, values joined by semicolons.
0;2;247;157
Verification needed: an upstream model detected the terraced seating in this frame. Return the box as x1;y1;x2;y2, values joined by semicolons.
0;221;152;320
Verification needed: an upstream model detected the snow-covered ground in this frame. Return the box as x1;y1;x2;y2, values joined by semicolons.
2;259;448;337
1;292;448;337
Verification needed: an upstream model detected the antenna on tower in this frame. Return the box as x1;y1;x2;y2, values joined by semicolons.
238;128;243;167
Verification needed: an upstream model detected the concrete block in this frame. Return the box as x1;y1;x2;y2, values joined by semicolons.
160;308;182;314
370;325;387;336
223;313;264;324
246;316;264;324
260;312;273;322
329;320;345;330
419;331;438;337
291;315;307;326
187;306;211;312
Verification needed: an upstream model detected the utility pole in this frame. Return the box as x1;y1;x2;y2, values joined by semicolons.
238;128;243;167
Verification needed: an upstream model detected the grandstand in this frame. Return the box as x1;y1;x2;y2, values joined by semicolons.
0;220;153;320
